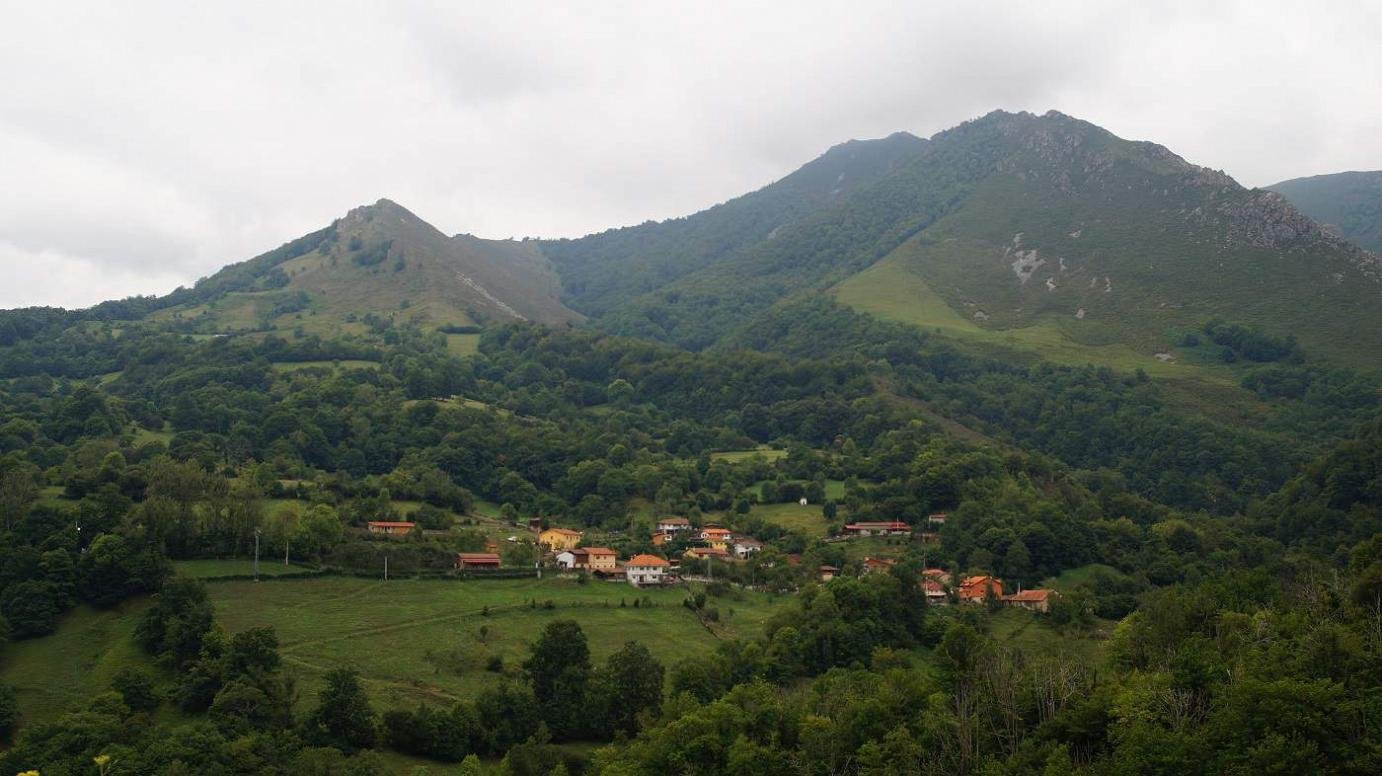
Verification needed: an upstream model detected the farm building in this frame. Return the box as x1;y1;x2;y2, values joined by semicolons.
842;521;911;537
862;556;896;574
818;565;839;582
455;553;501;570
626;554;670;586
1002;589;1057;613
367;521;415;535
656;517;692;533
927;513;948;527
684;546;732;562
538;527;583;551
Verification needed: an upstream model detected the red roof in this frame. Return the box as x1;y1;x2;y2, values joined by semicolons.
581;546;617;556
456;553;501;563
657;517;691;525
921;580;946;594
1004;589;1053;602
844;521;909;530
368;521;415;528
627;554;669;567
701;527;732;536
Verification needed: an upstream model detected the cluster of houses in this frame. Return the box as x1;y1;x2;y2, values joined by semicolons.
855;560;1057;611
650;518;765;560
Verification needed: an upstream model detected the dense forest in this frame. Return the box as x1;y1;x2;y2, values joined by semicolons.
0;294;1379;775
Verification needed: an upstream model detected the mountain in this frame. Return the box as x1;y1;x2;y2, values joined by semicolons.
1269;170;1382;252
541;111;1382;368
146;199;580;337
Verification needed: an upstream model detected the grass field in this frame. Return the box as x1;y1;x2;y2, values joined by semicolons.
834;254;1213;380
207;576;791;712
173;559;315;578
749;502;830;536
131;423;175;446
444;333;481;356
0;602;158;725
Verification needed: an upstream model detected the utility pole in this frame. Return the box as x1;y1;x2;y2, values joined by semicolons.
284;537;290;566
253;528;262;581
384;554;389;581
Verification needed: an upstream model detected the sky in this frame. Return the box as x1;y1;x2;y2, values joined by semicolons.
2;0;1380;309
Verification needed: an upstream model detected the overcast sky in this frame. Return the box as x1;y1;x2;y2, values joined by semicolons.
2;1;1379;309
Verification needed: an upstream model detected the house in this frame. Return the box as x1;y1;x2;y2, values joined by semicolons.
554;550;578;570
684;546;732;562
922;568;952;585
455;552;501;570
580;547;618;571
927;513;948;527
921;579;949;606
367;521;415;535
700;527;733;550
818;565;839;582
538;527;583;551
861;556;897;575
958;575;1004;603
1002;589;1057;613
626;554;670;586
842;521;911;537
651;531;671;547
732;537;764;559
656;517;692;533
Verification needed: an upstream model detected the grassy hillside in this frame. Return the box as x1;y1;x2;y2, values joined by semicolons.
1270;170;1382;252
545;110;1382;368
149;200;581;338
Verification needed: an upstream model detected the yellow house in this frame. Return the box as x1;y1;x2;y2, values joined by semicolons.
701;527;732;551
538;527;583;551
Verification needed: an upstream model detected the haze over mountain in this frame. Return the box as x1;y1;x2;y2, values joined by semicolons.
1269;170;1382;252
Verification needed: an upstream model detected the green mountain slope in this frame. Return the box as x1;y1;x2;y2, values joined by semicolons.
148;199;581;337
1269;170;1382;252
542;110;1382;367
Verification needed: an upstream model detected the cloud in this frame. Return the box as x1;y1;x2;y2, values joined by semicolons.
1;0;1378;308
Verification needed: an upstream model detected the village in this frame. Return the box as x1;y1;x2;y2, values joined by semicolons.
364;511;1058;612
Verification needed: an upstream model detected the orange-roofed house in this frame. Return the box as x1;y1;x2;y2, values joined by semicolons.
455;552;501;570
367;521;416;535
1002;589;1057;613
626;554;670;586
684;546;732;562
581;547;618;571
700;527;733;551
538;527;583;551
958;575;1003;603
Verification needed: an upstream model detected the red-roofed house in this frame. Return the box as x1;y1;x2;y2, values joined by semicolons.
455;552;501;570
842;521;911;537
700;527;733;550
921;579;949;606
1002;589;1057;613
626;554;670;586
367;521;415;535
958;575;1003;603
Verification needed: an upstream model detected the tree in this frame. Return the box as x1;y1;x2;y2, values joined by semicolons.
0;681;17;741
110;668;159;714
591;641;664;736
303;668;376;752
1;581;63;638
523;620;591;739
135;578;215;669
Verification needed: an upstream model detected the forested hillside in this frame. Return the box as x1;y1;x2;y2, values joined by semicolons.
1271;170;1382;252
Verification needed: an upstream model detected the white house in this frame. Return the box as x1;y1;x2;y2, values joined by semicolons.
626;554;671;586
554;550;578;570
732;537;764;559
656;517;692;533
